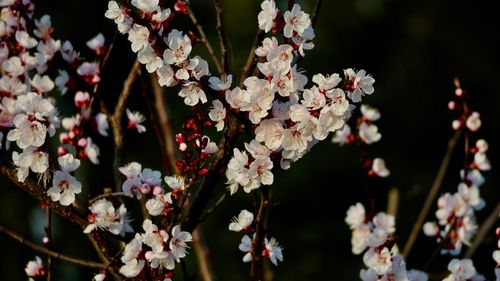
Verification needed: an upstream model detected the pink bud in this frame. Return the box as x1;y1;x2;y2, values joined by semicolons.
153;186;164;196
140;183;151;194
59;132;69;143
452;120;461;130
42;237;49;244
77;138;87;147
448;101;456;110
179;143;187;151
455;88;463;97
74;91;91;108
57;147;68;156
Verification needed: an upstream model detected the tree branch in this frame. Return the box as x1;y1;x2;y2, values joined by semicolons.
186;5;223;74
0;225;105;269
110;60;142;192
402;130;462;258
311;0;323;27
192;228;216;281
250;186;270;281
149;73;179;175
213;0;229;74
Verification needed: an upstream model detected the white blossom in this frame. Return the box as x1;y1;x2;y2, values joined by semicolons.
229;210;254;232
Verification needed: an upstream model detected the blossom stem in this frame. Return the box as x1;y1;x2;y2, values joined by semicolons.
213;0;229;75
464;200;500;258
402;130;462;258
0;225;105;269
250;186;271;281
186;5;223;74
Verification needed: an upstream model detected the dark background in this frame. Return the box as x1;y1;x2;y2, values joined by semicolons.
1;0;499;280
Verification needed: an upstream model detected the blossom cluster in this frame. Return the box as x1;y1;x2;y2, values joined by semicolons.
229;209;283;266
345;203;427;281
423;84;491;255
119;219;192;279
332;104;389;177
46;153;82;206
225;1;376;195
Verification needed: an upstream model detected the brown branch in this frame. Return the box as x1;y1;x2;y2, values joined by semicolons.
149;73;179;175
239;30;265;87
110;60;142;191
192;228;216;281
213;0;229;74
0;164;122;277
402;130;462;258
250;186;270;281
0;164;87;227
464;200;500;258
186;5;223;74
386;187;399;217
0;225;105;269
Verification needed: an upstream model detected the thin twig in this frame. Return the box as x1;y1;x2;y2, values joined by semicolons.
402;130;462;258
45;208;53;281
464;201;500;258
311;0;323;27
192;228;216;281
239;30;265;87
213;0;229;74
250;186;270;281
199;191;227;222
186;5;223;74
110;60;141;192
89;192;128;205
149;73;179;175
0;226;105;269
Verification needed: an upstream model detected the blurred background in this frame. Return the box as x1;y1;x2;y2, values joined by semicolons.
1;0;500;280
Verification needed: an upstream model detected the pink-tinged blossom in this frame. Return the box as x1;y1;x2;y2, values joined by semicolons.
209;74;233;91
344;69;375;103
370;158;390;177
77;62;101;84
83;137;101;164
157;64;177;87
47;170;81;206
361;104;380;121
55;70;69;95
93;273;106;281
96;113;109;136
119;258;145;278
2;56;24;76
359;122;381;144
120;162;143;178
34;15;53;39
25;256;44;277
283;4;311;38
264;237;284;266
15;30;37;49
443;259;484;281
331;125;353;146
128;24;150;53
346;203;366;229
170;225;192;259
138;45;163;73
229;210;254;232
255;118;284;151
466;112;481;132
163;29;192;65
131;0;159;13
178;82;207;106
363;247;392;275
255;37;279;57
145;194;172;216
126;108;146;133
238;235;253;263
258;0;277;32
84;199;132;236
208;100;226;131
7;114;48;149
313;73;342;91
86;33;105;55
12;147;49;182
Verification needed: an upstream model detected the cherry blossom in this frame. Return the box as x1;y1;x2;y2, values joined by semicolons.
84;199;133;236
25;256;44;278
126;108;146;133
229;210;254;233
